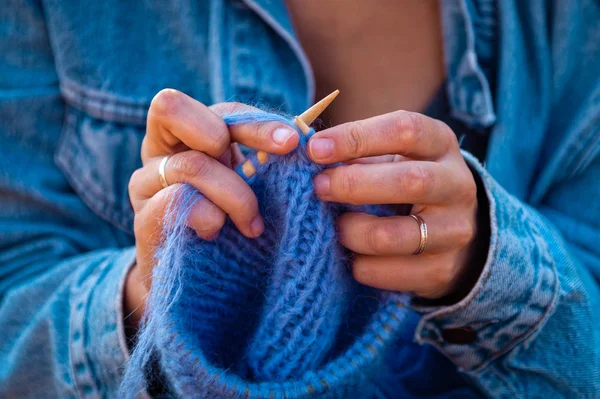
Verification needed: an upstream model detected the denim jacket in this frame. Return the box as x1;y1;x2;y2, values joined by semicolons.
1;0;599;398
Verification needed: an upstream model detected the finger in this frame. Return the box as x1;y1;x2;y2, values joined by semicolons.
144;89;231;161
144;90;299;162
231;143;246;167
134;185;225;278
352;254;458;298
338;212;473;256
346;154;408;165
134;183;185;277
211;103;299;155
313;161;456;205
230;121;299;155
188;196;227;240
307;110;457;164
131;151;263;238
218;146;233;168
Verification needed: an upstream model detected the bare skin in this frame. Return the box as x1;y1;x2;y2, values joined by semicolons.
285;0;446;124
125;1;479;325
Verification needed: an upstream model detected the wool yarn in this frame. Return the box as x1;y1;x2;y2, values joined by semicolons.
120;111;410;399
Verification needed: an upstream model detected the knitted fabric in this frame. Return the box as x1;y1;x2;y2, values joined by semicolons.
120;112;410;399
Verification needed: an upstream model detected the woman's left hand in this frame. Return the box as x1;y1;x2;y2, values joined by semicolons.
308;110;480;300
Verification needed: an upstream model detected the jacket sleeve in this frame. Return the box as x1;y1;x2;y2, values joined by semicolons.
0;2;135;397
413;151;600;398
0;248;136;398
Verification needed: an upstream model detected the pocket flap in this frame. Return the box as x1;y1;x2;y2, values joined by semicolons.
55;106;143;233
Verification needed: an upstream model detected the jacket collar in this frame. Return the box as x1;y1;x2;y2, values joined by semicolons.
242;0;315;109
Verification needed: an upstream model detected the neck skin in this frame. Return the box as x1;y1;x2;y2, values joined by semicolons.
285;0;446;126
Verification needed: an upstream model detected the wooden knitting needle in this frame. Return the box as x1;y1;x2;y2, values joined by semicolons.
295;89;339;134
246;90;339;178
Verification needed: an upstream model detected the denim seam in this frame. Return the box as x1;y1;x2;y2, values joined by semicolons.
68;251;137;398
242;0;314;108
568;86;600;177
55;108;133;233
69;265;102;398
530;86;600;203
415;152;560;372
208;0;226;103
60;77;149;126
92;252;132;398
440;0;497;128
413;152;498;318
487;366;518;398
483;258;560;363
559;120;598;181
116;249;136;362
570;121;600;178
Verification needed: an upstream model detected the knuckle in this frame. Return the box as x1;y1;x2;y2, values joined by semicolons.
193;201;226;232
133;215;145;239
345;121;370;156
459;174;478;204
148;185;182;224
140;136;150;156
430;263;455;292
206;127;230;155
133;194;165;239
257;122;273;142
150;88;182;116
148;185;176;211
338;167;362;200
402;165;434;198
379;119;400;149
128;168;144;196
172;152;212;179
204;205;226;230
368;222;398;254
210;101;253;116
454;219;476;248
395;111;421;151
236;192;259;220
437;120;457;148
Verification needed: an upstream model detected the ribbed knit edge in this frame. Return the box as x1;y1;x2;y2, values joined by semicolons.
157;295;408;399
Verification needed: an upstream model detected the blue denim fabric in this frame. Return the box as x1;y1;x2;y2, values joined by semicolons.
0;0;599;398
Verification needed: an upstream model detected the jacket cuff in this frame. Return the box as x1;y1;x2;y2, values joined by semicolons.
412;151;560;372
69;247;136;398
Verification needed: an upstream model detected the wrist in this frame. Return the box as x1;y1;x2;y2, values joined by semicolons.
415;162;490;306
123;263;147;340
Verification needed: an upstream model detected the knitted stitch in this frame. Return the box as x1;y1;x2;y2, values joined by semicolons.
120;112;410;399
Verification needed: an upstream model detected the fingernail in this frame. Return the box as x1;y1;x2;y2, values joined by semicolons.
272;128;296;146
250;215;264;237
309;138;334;160
313;174;330;196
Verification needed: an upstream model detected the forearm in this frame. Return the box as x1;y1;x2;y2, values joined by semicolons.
413;152;600;398
0;247;135;398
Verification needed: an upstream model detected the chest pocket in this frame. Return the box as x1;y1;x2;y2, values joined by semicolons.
55;100;146;232
44;1;216;232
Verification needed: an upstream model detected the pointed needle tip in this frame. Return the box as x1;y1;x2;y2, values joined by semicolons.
298;89;339;126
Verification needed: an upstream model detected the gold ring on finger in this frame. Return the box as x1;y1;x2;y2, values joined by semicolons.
158;155;171;188
410;214;428;255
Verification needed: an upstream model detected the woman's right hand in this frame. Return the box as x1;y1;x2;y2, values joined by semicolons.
124;89;300;325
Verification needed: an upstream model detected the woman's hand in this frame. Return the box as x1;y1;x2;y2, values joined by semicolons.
125;89;300;325
307;110;480;300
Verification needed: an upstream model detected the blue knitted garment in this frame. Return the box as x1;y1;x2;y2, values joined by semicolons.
120;112;411;399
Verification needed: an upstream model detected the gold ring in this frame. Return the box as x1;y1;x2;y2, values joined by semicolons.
158;155;171;188
410;214;428;255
